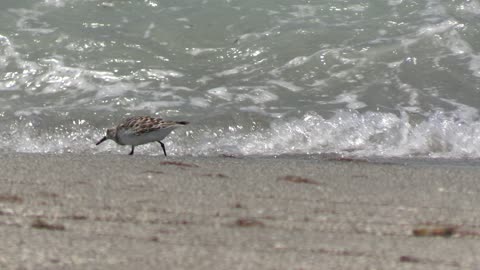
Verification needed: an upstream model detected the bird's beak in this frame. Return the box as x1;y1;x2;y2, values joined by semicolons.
96;136;107;145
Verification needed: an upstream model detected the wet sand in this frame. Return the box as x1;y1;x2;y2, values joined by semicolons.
0;153;479;269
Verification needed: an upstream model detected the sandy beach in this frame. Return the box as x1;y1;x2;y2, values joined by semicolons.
0;153;479;269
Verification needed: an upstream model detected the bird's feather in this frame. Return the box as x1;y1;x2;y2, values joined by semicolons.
118;116;187;136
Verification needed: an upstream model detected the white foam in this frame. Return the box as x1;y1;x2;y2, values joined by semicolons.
236;88;278;104
94;81;137;99
43;0;69;7
143;22;155;39
187;48;220;56
416;20;457;37
9;8;57;33
289;5;319;18
284;56;311;68
145;1;158;8
207;87;233;101
457;1;480;15
167;109;480;158
268;80;303;92
135;69;184;80
388;0;403;6
176;17;190;22
237;30;275;43
332;93;367;110
347;4;367;12
197;76;213;84
189;97;210;108
133;100;186;111
215;66;246;76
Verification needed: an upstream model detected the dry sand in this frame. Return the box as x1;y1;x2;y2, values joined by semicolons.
0;153;479;269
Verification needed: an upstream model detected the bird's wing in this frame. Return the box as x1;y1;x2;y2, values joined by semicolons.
118;116;178;135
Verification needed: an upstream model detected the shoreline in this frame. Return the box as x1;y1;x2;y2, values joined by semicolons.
0;153;479;269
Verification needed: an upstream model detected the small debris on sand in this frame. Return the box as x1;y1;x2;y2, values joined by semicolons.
412;226;456;237
233;218;265;228
31;219;66;231
160;161;199;168
277;175;321;185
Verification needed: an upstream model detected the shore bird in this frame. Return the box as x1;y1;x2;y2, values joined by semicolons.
95;116;189;156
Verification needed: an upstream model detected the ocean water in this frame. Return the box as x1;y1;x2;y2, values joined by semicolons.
1;0;480;158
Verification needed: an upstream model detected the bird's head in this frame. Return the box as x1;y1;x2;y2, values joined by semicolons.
96;128;116;145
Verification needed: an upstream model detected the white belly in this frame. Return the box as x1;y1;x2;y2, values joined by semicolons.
117;128;175;146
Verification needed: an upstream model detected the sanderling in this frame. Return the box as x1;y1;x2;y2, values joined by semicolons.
95;116;189;156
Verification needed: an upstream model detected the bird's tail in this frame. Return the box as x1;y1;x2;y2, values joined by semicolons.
175;121;189;125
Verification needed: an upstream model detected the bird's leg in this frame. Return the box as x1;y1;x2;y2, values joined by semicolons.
129;145;135;155
158;141;167;157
